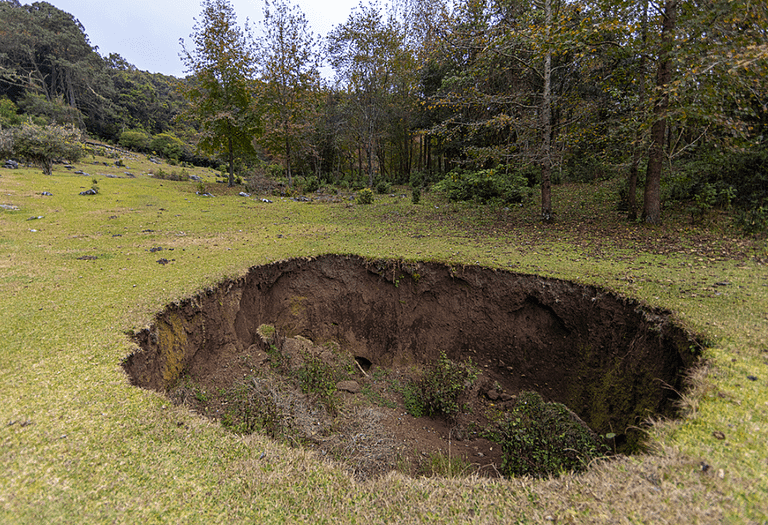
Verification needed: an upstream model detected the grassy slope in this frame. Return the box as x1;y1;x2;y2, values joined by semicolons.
1;153;766;524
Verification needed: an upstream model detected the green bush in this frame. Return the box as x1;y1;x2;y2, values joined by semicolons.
412;187;421;205
119;130;152;152
150;133;185;161
434;168;534;205
295;353;340;413
489;391;608;478
0;123;83;175
303;176;320;194
375;179;392;195
357;188;374;205
404;351;479;420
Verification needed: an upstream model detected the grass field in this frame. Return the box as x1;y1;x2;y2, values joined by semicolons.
1;150;767;523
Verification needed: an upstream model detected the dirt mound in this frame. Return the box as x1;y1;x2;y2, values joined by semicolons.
123;255;701;479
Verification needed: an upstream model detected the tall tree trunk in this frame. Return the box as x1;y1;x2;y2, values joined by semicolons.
643;0;677;224
540;0;553;221
285;137;293;187
627;0;649;221
228;136;235;187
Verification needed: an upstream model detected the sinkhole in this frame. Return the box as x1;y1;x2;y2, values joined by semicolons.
123;254;701;479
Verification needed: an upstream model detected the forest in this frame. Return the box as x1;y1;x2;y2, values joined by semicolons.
0;0;766;227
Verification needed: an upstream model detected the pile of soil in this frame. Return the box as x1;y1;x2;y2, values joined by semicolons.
123;255;701;479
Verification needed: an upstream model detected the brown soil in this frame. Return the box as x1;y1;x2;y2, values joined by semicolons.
123;255;701;480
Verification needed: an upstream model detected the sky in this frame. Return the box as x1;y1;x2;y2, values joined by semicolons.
48;0;361;78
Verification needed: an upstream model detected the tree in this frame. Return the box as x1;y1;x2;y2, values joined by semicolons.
642;0;677;224
0;123;83;175
179;0;259;186
258;0;321;186
327;2;410;187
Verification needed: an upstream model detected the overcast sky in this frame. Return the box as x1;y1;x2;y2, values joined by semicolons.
48;0;361;77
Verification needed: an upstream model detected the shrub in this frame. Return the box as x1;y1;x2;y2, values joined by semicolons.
375;179;391;194
119;130;152;152
405;351;479;420
150;133;185;161
152;168;190;182
434;168;534;205
489;391;608;478
303;176;320;194
412;187;421;204
357;188;374;204
0;123;83;175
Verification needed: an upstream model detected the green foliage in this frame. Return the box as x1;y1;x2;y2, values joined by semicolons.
403;351;479;420
119;130;152;152
0;123;83;175
150;133;185;162
434;168;534;205
221;379;284;437
412;187;421;205
736;206;768;234
489;391;608;478
179;0;260;186
152;168;191;182
0;97;22;127
357;188;374;205
302;176;320;194
295;353;339;412
375;179;392;195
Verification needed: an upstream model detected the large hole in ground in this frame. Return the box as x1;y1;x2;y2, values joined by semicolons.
123;255;701;480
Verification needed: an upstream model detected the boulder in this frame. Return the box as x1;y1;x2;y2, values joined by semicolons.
337;381;361;394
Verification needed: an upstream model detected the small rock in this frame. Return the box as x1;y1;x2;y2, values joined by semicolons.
79;188;98;196
499;393;513;402
487;389;499;401
40;191;53;196
157;258;170;265
747;375;758;381
261;198;273;203
27;216;43;221
239;192;251;197
336;380;361;394
1;204;19;211
712;430;726;440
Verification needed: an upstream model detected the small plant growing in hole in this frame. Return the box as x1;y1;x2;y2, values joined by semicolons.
404;351;479;420
486;391;609;478
295;353;339;413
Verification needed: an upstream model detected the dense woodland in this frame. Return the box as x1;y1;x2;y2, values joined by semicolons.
0;0;766;227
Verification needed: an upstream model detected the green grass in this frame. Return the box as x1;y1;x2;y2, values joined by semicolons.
1;152;767;523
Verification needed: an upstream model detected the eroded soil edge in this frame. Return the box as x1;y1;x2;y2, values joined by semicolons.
123;254;701;479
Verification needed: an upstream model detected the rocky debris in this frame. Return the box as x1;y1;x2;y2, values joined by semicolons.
337;381;361;394
27;216;43;221
148;157;163;164
79;188;98;195
74;170;88;176
261;198;273;203
157;258;171;265
196;192;215;197
40;192;53;196
189;175;202;181
3;160;19;169
1;204;20;211
239;192;251;197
